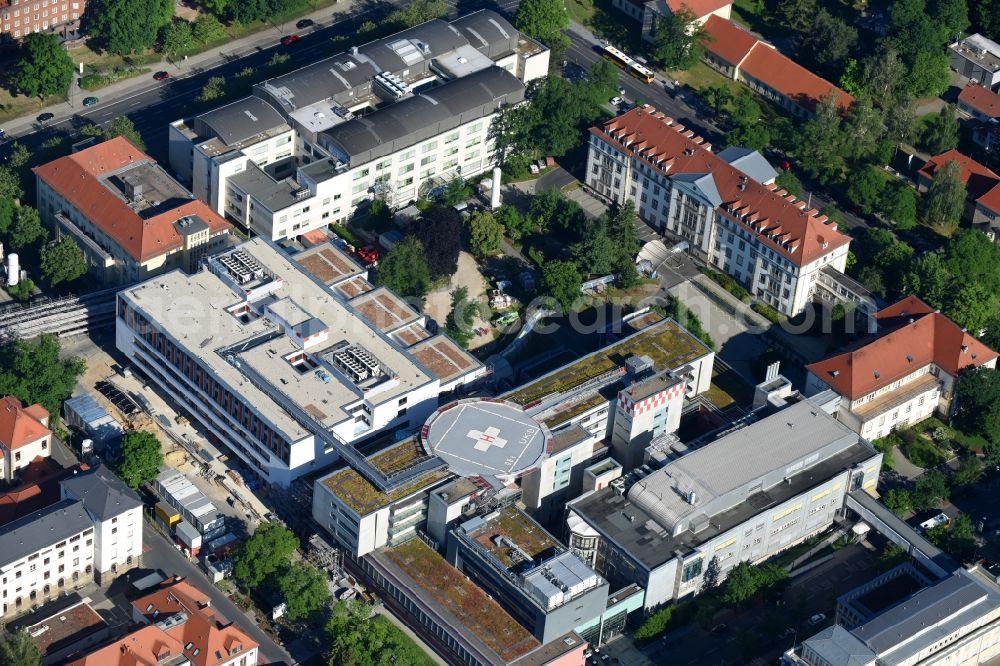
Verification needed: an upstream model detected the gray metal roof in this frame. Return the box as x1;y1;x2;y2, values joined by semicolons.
358;19;468;73
258;53;379;112
195;96;287;147
450;10;520;59
717;147;779;184
321;66;524;166
800;626;875;666
0;500;90;568
60;465;142;521
64;393;111;428
627;399;860;534
228;162;303;213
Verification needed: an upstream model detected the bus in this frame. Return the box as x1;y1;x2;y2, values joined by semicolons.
601;44;655;84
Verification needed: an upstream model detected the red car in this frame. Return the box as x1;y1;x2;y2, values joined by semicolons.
281;34;300;46
356;245;379;266
153;71;170;81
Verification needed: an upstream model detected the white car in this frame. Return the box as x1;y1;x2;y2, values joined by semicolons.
809;613;827;626
610;96;623;106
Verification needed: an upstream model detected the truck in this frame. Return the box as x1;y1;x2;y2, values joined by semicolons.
355;245;380;267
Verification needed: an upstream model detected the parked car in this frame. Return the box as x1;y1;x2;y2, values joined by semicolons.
153;71;170;81
0;128;6;139
610;96;623;106
296;18;314;28
281;34;300;46
809;613;826;626
82;96;98;107
37;112;54;122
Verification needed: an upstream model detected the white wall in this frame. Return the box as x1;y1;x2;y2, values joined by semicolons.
93;506;142;576
0;526;93;618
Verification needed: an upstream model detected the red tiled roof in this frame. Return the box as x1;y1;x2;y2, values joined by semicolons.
666;0;732;19
0;459;80;527
959;83;1000;119
591;106;851;266
978;182;1000;215
739;42;854;112
918;149;1000;200
132;579;256;666
806;296;998;400
32;137;231;264
0;396;50;451
66;625;184;666
701;15;760;66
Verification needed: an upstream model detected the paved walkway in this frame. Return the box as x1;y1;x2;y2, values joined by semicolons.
2;0;357;135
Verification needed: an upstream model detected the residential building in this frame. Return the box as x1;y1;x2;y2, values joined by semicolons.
60;465;143;583
784;567;1000;666
117;238;484;486
168;11;549;240
916;149;1000;236
33;137;234;285
805;296;998;441
959;82;1000;123
0;458;79;527
585;105;855;316
566;398;882;609
0;396;51;484
701;16;854;117
65;625;186;666
447;505;610;644
16;596;111;665
610;0;733;42
0;0;83;41
950;34;1000;90
0;499;94;619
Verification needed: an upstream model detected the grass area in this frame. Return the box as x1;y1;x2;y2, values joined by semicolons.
474;506;559;566
900;436;950;468
370;616;438;666
565;0;595;23
671;61;743;95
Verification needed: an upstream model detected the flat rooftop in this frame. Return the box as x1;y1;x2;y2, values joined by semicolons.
571;439;876;570
320;437;450;515
350;287;420;333
120;239;445;441
378;538;540;663
22;600;107;657
410;336;481;384
102;161;191;217
505;318;709;407
421;399;548;487
228;162;304;214
294;243;365;286
464;505;560;569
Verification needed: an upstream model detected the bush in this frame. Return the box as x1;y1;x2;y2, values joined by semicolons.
663;299;715;350
952;430;989;454
901;437;948;468
701;267;750;302
634;602;696;641
331;224;361;247
752;302;783;324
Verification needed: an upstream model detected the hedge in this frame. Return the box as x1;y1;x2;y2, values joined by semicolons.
700;267;750;302
330;223;361;247
752;302;783;324
634;601;696;641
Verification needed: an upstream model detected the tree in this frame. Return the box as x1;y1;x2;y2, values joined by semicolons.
276;562;331;621
494;204;532;241
572;219;615;276
0;335;84;419
40;236;87;287
112;430;163;488
413;206;462;278
701;556;721;592
932;0;970;38
861;47;908;108
776;0;818;32
946;282;996;333
883;488;913;516
488;102;536;172
200;0;229;17
376;236;431;298
912;469;950;511
847;166;886;215
436;177;472;207
193;14;226;44
232;522;298;590
727;93;769;151
0;197;15;237
0;167;23;201
8;206;48;251
106;116;146;150
879;183;918;229
366;198;392;230
468;210;504;258
792;95;844;185
901;253;952;309
921;105;960;154
721;562;788;606
89;0;172;55
955;366;1000;439
944;230;1000;295
514;0;570;55
608;201;641;287
922;159;967;234
0;629;41;666
198;76;227;103
905;50;951;98
775;171;803;198
12;33;74;99
838;59;864;97
542;260;582;311
953;456;984;486
652;9;709;70
386;0;448;28
161;19;194;58
445;287;477;348
948;513;977;563
587;58;619;107
841;99;886;161
799;9;857;71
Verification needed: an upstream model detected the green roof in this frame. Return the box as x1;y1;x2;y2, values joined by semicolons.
468;505;559;568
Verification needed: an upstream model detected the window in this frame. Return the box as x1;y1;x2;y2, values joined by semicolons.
420;155;435;166
681;559;703;582
422;141;437;153
445;132;459;144
353;168;370;180
399;163;414;175
401;149;415;160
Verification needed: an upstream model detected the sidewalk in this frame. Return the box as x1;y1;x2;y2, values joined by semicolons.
2;0;356;137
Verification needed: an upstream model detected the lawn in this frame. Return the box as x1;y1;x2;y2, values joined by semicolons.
671;61;743;96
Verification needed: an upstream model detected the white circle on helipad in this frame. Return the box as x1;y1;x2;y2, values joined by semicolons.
422;400;548;481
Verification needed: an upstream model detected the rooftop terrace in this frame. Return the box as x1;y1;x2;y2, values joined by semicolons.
506;318;708;407
383;538;539;662
467;505;561;568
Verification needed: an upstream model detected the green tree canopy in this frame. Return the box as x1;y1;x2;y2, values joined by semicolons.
920;105;960;154
883;488;913;516
105;116;146;151
841;98;886;161
514;0;570;55
232;522;298;590
276;562;331;621
945;282;996;333
799;9;858;72
955;366;1000;439
572;218;615;276
0;335;84;419
198;76;227;103
721;561;788;606
113;430;163;489
0;628;41;666
847;166;886;215
161;19;194;58
89;0;173;55
912;469;950;511
494;204;532;240
8;206;48;251
943;230;1000;295
445;286;477;348
792;95;844;185
387;0;448;28
40;236;87;288
901;252;952;309
879;182;918;229
468;210;504;257
12;33;74;99
193;14;227;43
652;9;709;70
953;456;984;486
376;236;431;298
922;159;967;234
413;205;463;278
325;601;436;666
542;260;582;311
905;50;952;98
608;201;641;287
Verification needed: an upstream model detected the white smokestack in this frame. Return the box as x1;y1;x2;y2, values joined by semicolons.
6;253;19;287
490;167;502;209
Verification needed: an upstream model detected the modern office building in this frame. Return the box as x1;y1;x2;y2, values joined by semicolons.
59;465;143;584
168;11;549;240
116;237;484;486
33;137;234;285
784;567;1000;666
585;105;858;316
566;398;882;609
447;505;609;644
806;296;998;441
0;396;51;484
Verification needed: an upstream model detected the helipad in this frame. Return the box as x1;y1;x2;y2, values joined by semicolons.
421;399;549;486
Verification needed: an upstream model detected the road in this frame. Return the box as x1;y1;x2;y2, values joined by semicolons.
140;521;293;665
